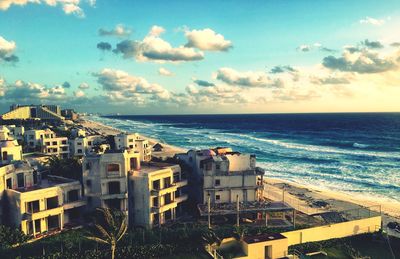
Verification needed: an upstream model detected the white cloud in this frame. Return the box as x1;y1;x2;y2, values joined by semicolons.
215;67;278;87
0;0;92;17
0;35;18;62
113;26;204;63
74;90;85;98
98;24;132;37
158;67;173;76
78;82;90;89
359;16;385;26
185;28;232;51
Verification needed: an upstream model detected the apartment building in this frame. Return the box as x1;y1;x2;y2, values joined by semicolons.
1;104;64;121
129;162;188;228
0;126;11;141
0;162;85;237
0;140;23;165
69;135;106;157
82;149;141;214
114;133;152;161
176;147;264;205
40;137;69;158
24;129;56;150
7;125;25;142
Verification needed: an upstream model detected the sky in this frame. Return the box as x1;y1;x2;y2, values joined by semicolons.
1;0;400;114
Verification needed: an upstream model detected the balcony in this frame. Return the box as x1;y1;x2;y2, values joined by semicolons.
151;200;178;213
23;206;63;221
63;200;87;210
175;179;188;188
150;184;178;196
100;192;128;200
175;194;188;203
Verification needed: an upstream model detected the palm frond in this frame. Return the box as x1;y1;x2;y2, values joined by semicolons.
116;217;128;242
85;236;109;245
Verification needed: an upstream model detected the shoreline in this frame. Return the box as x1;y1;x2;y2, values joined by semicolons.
78;116;400;230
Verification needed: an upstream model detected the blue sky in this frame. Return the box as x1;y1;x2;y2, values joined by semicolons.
1;0;400;114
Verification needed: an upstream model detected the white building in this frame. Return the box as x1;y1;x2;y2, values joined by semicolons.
69;135;106;157
82;149;141;214
24;129;56;150
0;162;85;237
0;140;23;165
114;133;152;161
129;162;188;228
7;125;25;142
176;147;264;205
0;126;11;141
40;137;69;158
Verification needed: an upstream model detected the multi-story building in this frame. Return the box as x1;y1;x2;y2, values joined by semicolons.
0;162;85;237
24;129;56;150
0;140;23;165
0;126;11;140
69;135;106;157
128;162;188;228
114;133;152;161
7;125;25;143
1;104;64;121
82;149;141;214
176;147;264;205
40;137;69;158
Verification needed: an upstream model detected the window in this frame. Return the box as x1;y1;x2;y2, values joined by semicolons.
33;171;38;185
85;163;91;170
6;178;12;189
46;196;59;209
215;179;220;186
129;145;134;149
164;193;172;205
2;151;7;161
45;142;50;145
52;141;57;145
86;179;92;187
27;200;40;213
88;141;92;146
216;164;220;170
17;173;24;188
128;139;133;143
77;149;82;154
62;140;67;145
163;177;171;188
152;179;160;190
77;142;82;146
152;197;159;207
106;163;120;172
47;215;59;230
215;195;221;201
67;190;79;202
205;163;212;171
130;157;138;170
108;181;121;194
61;146;68;151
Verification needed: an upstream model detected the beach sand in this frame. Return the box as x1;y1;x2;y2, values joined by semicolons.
78;116;400;236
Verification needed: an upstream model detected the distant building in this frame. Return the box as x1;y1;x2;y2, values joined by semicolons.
82;149;141;214
1;104;64;121
40;136;69;158
128;162;188;228
6;125;25;143
114;132;152;161
61;109;78;121
0;140;23;165
69;135;106;157
0;126;11;141
0;162;85;237
24;129;56;150
153;143;164;152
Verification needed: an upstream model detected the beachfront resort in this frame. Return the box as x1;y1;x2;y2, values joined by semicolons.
0;104;398;259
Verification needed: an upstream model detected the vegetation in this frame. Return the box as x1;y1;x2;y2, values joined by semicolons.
85;208;128;259
46;156;82;181
0;225;29;249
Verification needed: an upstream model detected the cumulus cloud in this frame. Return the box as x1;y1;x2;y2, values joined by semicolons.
215;67;280;88
158;67;173;76
322;48;398;74
270;65;297;74
97;42;112;51
98;24;132;37
193;79;215;87
298;43;335;53
62;81;71;88
113;26;204;62
78;82;90;89
297;44;310;52
74;90;85;98
185;28;232;51
0;36;18;63
310;75;352;85
359;16;385;26
361;39;384;49
0;0;93;17
391;42;400;47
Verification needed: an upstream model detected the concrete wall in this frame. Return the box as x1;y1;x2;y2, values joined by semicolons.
235;238;289;259
226;154;252;171
282;216;382;246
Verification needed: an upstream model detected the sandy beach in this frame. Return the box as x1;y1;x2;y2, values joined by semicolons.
78;116;400;236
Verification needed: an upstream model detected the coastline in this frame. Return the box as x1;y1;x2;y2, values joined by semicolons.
78;116;400;232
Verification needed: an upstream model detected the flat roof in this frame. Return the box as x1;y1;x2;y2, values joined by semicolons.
15;176;77;193
243;233;287;244
138;162;177;174
198;201;293;216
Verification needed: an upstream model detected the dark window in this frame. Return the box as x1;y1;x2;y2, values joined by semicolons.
17;173;24;188
2;151;8;161
45;142;50;145
85;163;91;170
104;199;121;210
46;196;59;209
47;215;59;230
153;197;159;207
67;190;79;202
62;140;67;145
164;209;172;221
106;163;119;172
86;179;92;187
163;177;171;188
27;200;40;213
216;164;220;170
164;193;172;205
52;141;57;145
33;171;38;185
108;181;120;194
216;195;221;201
88;141;92;145
130;157;138;170
152;179;160;190
77;142;82;146
61;146;68;151
34;219;41;233
77;149;82;154
6;178;12;189
215;179;220;186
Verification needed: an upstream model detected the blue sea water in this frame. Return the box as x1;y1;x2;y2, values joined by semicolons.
89;113;400;203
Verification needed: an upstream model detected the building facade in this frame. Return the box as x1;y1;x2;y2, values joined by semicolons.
40;137;69;158
114;133;152;162
0;140;23;165
128;162;188;228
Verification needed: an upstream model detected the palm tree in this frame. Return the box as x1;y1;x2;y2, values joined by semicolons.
85;208;128;259
202;228;221;254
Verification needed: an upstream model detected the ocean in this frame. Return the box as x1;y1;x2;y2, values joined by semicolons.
89;113;400;204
